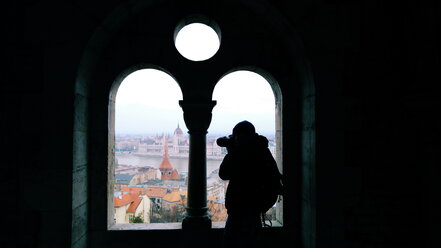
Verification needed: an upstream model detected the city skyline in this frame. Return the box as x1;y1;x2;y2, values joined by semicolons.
115;126;276;138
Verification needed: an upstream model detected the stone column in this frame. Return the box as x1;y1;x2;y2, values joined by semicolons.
179;100;216;230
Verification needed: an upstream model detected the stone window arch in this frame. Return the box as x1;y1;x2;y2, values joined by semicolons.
108;66;186;229
73;1;316;246
210;68;283;225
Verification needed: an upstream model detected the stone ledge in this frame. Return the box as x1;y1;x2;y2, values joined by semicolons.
109;222;182;230
108;220;282;231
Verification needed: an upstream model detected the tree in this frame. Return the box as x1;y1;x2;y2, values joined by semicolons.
131;215;144;223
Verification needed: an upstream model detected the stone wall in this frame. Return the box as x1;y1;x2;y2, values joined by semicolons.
6;0;440;248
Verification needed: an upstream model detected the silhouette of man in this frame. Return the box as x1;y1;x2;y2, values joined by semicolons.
218;121;280;248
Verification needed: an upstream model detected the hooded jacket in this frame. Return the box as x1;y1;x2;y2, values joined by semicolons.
219;134;281;215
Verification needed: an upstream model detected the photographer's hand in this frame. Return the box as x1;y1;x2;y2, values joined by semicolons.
226;141;237;154
226;145;232;154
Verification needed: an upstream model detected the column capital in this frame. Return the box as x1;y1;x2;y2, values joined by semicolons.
179;100;216;133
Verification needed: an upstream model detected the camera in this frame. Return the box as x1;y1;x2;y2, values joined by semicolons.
216;135;233;147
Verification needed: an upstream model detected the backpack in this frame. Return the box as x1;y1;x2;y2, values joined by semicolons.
260;169;283;213
259;148;283;227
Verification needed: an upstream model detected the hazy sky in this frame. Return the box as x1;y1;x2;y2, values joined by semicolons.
115;23;275;137
115;69;276;137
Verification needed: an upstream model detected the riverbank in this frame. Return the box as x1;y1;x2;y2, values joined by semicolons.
116;151;224;161
116;152;222;175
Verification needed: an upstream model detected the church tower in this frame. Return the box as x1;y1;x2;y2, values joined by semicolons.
172;123;184;154
159;137;180;180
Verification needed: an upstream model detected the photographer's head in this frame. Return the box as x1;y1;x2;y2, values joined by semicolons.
232;121;256;147
232;120;256;137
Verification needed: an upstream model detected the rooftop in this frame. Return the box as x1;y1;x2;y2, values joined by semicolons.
114;192;140;207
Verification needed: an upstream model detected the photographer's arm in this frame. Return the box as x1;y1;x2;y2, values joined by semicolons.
219;153;235;180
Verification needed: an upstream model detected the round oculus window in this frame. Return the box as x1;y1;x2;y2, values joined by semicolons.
174;22;220;61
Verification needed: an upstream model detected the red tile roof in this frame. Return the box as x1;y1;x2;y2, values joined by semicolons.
163;190;187;203
127;197;142;213
161;169;180;180
121;187;145;195
145;186;167;198
207;196;227;222
114;192;140;207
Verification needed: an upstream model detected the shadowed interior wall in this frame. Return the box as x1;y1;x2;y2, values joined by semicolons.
7;0;440;248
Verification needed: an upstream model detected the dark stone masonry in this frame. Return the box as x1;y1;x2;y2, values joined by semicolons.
5;0;440;247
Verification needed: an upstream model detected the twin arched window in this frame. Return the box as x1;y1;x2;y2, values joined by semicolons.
109;19;283;229
111;68;282;228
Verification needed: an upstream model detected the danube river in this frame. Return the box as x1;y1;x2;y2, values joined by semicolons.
116;153;223;176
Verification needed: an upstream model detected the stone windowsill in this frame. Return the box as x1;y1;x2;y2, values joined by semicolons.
108;220;281;231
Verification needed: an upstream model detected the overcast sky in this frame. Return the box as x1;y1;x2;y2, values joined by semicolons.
115;69;276;137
